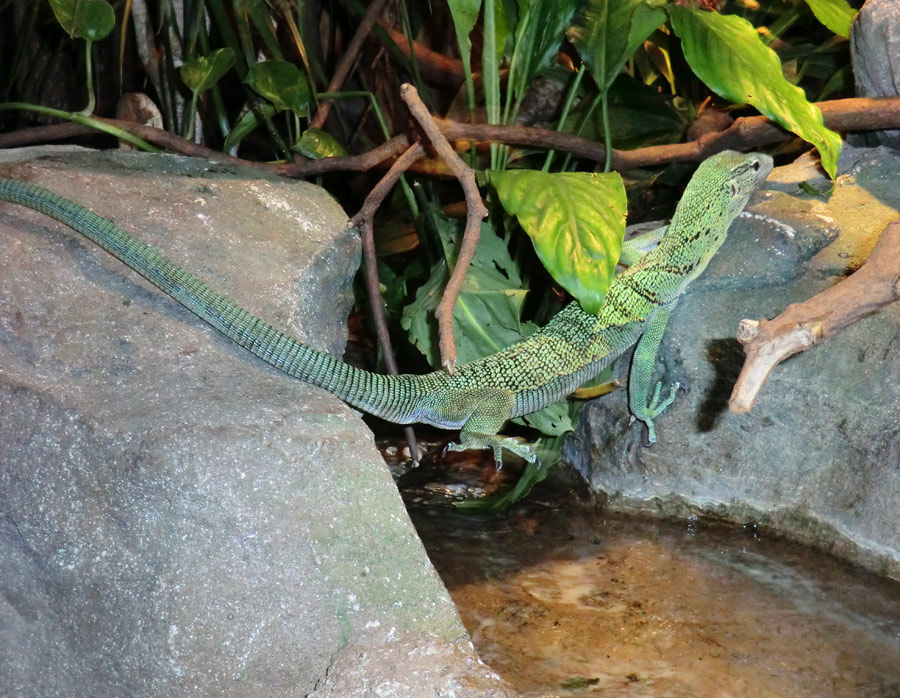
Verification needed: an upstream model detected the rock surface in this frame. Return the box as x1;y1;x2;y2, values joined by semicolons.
564;145;900;580
0;148;512;697
852;0;900;148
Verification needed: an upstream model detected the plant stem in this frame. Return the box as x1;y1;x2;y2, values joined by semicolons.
0;102;161;152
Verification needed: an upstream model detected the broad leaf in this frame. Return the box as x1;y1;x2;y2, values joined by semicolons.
180;48;236;95
402;214;533;367
400;209;573;437
491;170;626;314
668;5;842;178
803;0;857;39
293;128;347;159
245;59;312;118
571;0;667;91
49;0;115;41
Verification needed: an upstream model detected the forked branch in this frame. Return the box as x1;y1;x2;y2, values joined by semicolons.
730;220;900;413
399;82;488;372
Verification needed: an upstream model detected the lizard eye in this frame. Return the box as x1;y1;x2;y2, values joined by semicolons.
751;159;761;171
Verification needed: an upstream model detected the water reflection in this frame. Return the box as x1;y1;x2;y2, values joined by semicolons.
410;495;900;697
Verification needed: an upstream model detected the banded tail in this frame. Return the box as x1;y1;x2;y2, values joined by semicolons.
0;178;424;423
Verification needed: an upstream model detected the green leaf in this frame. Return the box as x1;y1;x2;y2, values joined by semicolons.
401;209;534;367
292;128;348;159
511;0;579;93
571;0;667;91
401;208;579;439
223;103;277;153
245;59;312;118
564;78;685;150
491;170;626;314
447;0;482;61
668;5;842;178
49;0;115;41
180;48;236;95
513;402;573;436
447;0;482;109
803;0;857;39
455;430;569;510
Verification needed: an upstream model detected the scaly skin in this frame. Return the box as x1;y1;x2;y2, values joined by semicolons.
0;150;772;465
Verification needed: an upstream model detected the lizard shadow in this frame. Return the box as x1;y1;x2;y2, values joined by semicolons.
696;337;745;433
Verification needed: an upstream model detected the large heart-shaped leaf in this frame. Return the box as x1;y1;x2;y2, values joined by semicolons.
668;5;842;178
49;0;115;41
180;48;236;95
245;59;312;118
491;169;626;314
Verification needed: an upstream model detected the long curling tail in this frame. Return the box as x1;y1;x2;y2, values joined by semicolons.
0;178;424;423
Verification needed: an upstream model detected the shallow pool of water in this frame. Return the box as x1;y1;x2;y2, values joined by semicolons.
411;502;900;697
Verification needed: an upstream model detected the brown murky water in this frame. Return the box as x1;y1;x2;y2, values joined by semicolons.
410;500;900;698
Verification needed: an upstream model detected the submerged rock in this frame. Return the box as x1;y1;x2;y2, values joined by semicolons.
0;147;510;697
564;145;900;580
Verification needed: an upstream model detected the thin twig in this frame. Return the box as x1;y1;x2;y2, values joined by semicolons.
349;141;426;463
310;0;392;129
400;82;488;371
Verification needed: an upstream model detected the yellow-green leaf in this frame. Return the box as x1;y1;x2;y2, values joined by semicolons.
668;6;842;178
293;128;347;159
803;0;857;39
491;170;626;314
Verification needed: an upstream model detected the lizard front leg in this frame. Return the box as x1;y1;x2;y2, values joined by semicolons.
628;302;679;444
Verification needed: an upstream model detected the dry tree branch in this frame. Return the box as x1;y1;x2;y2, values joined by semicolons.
6;97;900;178
0;117;416;178
399;82;488;371
309;0;392;129
730;220;900;414
348;140;425;375
377;22;465;84
349;140;426;463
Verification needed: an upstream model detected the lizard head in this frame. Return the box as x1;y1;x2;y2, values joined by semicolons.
701;149;774;222
660;150;774;285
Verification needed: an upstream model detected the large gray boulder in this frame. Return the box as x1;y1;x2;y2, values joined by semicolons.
564;145;900;580
0;148;513;697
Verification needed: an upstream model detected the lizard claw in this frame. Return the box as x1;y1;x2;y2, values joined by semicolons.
640;381;680;445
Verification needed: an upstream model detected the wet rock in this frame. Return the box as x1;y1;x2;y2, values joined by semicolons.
564;145;900;580
0;148;502;696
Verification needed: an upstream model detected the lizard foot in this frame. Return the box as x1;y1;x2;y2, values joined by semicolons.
447;433;537;470
641;381;680;444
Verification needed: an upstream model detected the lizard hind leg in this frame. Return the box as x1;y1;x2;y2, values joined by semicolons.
442;389;536;468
